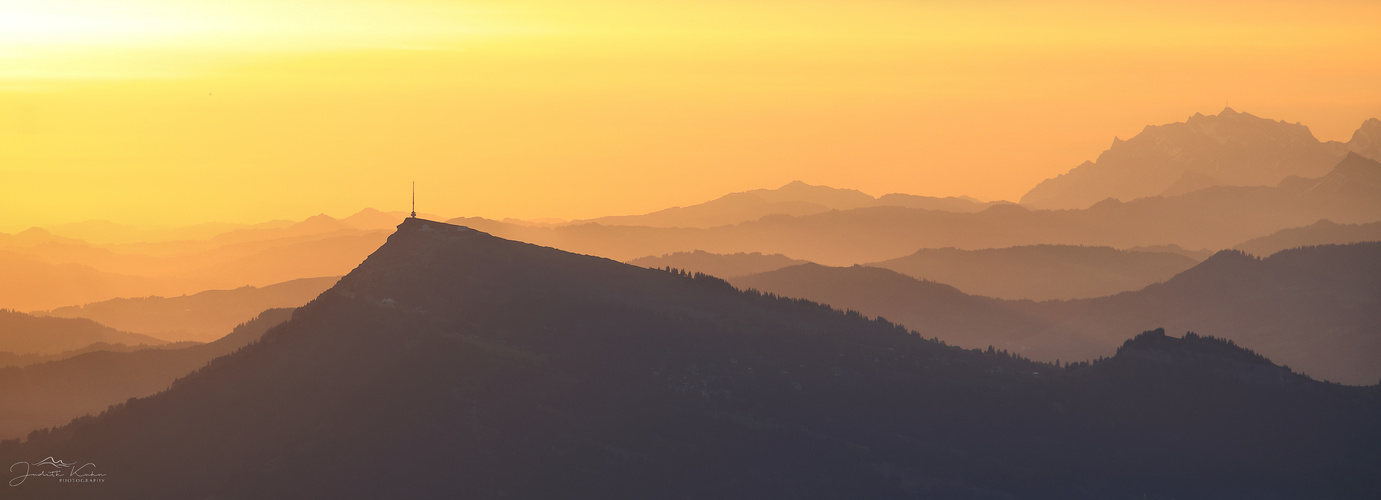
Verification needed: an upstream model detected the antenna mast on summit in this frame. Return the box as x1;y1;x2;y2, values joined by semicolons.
410;181;417;218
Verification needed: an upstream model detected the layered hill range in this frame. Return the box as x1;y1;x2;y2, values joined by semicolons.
730;242;1381;385
37;277;337;342
452;152;1381;264
0;309;291;441
634;245;1201;301
1021;108;1381;209
4;219;1376;499
1234;219;1381;257
0;208;418;312
0;310;171;358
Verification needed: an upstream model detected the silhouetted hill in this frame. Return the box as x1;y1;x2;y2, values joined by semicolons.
1021;108;1368;209
0;309;293;441
1234;219;1381;257
628;250;809;278
3;219;1375;499
735;243;1381;385
868;245;1198;300
1051;330;1373;469
1086;329;1306;388
42;277;339;342
578;181;1002;228
450;157;1381;264
0;310;166;356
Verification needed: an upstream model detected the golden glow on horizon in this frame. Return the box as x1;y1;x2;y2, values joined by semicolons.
2;0;1379;231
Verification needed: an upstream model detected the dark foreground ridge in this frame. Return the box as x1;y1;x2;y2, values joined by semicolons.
3;219;1378;499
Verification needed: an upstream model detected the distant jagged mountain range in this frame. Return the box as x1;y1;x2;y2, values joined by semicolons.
1021;108;1381;209
730;242;1381;385
4;219;1375;499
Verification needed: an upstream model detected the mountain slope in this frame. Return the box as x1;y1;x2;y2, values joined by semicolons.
868;245;1198;300
42;277;338;342
1021;108;1360;209
0;309;293;441
2;219;1376;499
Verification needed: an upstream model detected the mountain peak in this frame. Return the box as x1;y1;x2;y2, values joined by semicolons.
1317;151;1381;184
1347;117;1381;161
1021;109;1344;209
16;227;51;237
1354;117;1381;135
290;213;349;232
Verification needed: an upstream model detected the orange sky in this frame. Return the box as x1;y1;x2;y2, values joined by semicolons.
2;0;1379;232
